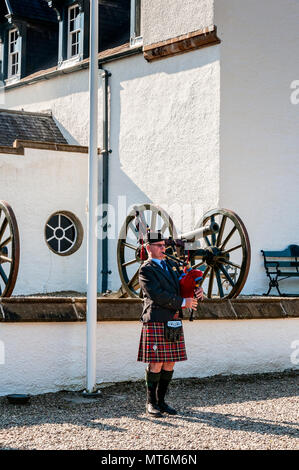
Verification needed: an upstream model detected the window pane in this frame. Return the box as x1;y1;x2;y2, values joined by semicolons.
69;6;80;32
70;31;80;57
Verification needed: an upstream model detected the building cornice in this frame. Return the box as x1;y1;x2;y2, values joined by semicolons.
143;25;221;62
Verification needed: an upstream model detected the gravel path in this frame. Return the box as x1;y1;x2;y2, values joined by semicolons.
0;371;298;450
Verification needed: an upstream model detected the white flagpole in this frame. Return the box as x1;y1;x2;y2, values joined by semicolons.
86;0;99;394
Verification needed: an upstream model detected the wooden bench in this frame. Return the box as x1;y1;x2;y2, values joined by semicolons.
261;245;299;296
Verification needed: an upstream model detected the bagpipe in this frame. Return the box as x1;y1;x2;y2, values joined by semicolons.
162;247;203;322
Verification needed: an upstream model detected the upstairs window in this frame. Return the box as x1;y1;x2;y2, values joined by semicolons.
130;0;142;47
68;4;81;58
8;29;19;77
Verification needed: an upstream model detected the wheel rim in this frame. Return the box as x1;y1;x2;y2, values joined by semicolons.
117;204;177;298
0;201;20;297
191;209;251;299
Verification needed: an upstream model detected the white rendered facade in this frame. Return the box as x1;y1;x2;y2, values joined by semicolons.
0;1;298;394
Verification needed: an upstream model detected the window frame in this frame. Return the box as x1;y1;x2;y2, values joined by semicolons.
8;28;19;78
130;0;142;47
67;3;81;59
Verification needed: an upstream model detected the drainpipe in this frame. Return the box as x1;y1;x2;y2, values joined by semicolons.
100;68;111;293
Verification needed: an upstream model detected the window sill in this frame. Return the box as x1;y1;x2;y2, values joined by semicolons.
58;55;82;70
5;75;20;86
130;36;143;48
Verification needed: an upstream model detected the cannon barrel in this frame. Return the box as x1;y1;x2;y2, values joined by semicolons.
180;222;219;242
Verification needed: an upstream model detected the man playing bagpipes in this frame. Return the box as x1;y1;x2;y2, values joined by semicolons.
137;230;204;417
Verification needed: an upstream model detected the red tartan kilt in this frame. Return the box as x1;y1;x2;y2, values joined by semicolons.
137;322;187;363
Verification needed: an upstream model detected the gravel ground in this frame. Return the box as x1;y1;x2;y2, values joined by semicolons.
0;371;298;451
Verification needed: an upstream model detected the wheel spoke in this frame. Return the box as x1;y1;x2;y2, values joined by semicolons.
160;220;169;234
122;258;137;268
0;255;12;263
0;265;8;284
122;241;137;251
135;210;148;237
222;244;242;254
216;215;227;247
0;218;8;242
215;267;224;297
220;226;237;250
218;264;235;287
207;268;215;298
0;236;12;249
225;260;241;270
201;265;211;282
211;216;216;245
204;236;211;247
150;211;157;231
128;221;139;239
128;270;140;289
192;259;205;269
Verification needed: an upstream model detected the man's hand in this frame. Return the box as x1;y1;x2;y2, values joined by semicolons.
184;297;198;310
194;287;204;301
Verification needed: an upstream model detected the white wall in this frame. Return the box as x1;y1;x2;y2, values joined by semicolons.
0;318;298;395
0;147;88;294
141;0;214;45
3;48;220;293
215;0;299;294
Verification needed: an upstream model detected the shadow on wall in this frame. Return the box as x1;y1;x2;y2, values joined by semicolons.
42;46;220;292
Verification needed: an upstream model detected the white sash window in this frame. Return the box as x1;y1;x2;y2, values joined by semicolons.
68;4;81;58
8;29;19;77
130;0;142;47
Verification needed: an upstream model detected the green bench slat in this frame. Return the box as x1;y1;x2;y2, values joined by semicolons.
265;272;299;276
265;261;299;267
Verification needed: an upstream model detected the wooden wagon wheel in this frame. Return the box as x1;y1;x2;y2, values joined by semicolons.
0;201;20;297
117;204;177;298
190;209;251;299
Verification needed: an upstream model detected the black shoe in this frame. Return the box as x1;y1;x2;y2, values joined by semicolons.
158;401;177;415
146;402;163;417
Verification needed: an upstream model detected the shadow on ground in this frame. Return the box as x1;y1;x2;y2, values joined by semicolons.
0;370;298;441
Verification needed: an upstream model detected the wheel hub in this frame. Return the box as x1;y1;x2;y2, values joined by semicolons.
203;246;230;267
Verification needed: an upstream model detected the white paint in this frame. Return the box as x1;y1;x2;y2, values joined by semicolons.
2;48;220;293
1;0;298;297
215;0;299;295
141;0;214;45
0;318;297;395
0;147;88;294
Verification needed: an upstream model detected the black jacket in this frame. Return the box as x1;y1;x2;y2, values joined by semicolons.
139;258;184;323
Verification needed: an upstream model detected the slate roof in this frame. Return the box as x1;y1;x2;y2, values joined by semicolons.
0;109;67;147
4;0;57;23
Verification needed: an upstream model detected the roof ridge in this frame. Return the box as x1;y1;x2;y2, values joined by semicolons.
0;108;52;117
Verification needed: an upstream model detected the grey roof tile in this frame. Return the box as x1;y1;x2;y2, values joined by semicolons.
0;109;67;146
